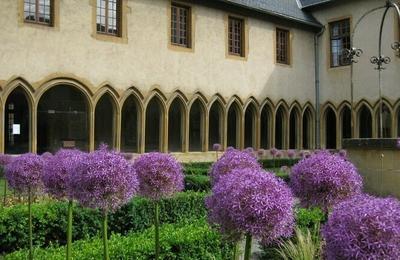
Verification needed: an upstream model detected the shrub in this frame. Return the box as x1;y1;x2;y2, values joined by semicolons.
322;195;400;260
5;220;234;260
295;207;326;232
259;158;300;169
0;192;207;254
184;175;211;192
290;151;362;211
183;167;209;176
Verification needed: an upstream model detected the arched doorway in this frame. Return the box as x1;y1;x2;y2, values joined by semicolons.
95;93;116;149
358;105;372;138
244;103;257;149
377;104;391;138
209;101;223;149
260;105;271;149
227;102;241;148
145;97;164;152
5;87;30;154
275;106;286;149
325;107;337;149
341;106;352;140
289;107;300;149
121;96;140;153
38;85;89;153
189;100;205;152
168;98;185;152
302;108;313;149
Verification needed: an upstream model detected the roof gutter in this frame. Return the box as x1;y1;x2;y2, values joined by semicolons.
216;0;323;29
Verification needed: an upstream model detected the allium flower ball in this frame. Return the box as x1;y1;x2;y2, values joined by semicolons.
42;149;86;200
134;152;184;201
244;147;254;154
70;147;138;212
213;143;222;151
5;153;44;194
287;150;296;159
257;149;265;156
206;168;294;244
338;149;347;158
276;151;282;158
41;152;53;160
290;151;362;210
323;195;400;260
209;148;262;185
396;138;400;149
0;154;12;166
270;148;278;156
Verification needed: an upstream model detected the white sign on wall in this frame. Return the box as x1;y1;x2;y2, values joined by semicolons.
12;124;20;135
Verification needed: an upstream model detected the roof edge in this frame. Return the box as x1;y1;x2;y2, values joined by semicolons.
298;0;333;9
217;0;323;28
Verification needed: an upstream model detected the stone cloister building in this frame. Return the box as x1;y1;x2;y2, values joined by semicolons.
0;0;399;159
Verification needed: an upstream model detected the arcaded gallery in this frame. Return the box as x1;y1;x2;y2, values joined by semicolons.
1;0;400;156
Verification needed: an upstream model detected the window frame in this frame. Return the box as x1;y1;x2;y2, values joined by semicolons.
228;16;245;57
170;2;192;48
329;18;351;68
23;0;54;26
96;0;122;37
275;27;291;65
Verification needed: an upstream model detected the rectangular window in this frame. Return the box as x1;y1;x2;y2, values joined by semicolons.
228;17;244;56
171;3;191;48
330;19;351;67
96;0;121;36
276;28;290;65
24;0;53;25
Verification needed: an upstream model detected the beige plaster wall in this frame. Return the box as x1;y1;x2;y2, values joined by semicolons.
0;0;316;105
348;148;400;198
312;0;400;107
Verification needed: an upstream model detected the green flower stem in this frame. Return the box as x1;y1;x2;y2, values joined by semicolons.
66;200;73;260
243;233;252;260
102;210;109;260
28;188;33;260
3;178;6;206
233;242;240;260
154;201;160;260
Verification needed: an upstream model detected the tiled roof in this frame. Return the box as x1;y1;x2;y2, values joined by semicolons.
297;0;333;9
217;0;322;28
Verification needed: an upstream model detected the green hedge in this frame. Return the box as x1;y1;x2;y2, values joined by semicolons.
184;175;211;192
5;220;234;260
259;158;300;169
0;192;207;254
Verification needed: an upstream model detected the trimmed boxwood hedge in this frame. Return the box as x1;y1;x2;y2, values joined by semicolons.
5;220;234;260
184;175;211;192
0;192;207;254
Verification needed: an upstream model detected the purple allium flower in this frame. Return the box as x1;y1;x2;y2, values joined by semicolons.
257;149;265;156
0;154;13;166
5;153;44;195
270;148;278;156
396;138;400;149
244;147;254;154
209;148;262;185
42;149;86;200
206;168;295;244
134;152;184;201
287;150;296;159
338;149;347;158
276;151;283;158
322;195;400;260
41;152;53;160
212;143;222;152
304;152;311;158
226;146;235;152
70;147;138;212
290;151;362;211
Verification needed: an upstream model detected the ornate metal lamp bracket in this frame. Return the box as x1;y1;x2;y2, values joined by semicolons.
344;47;363;63
370;55;391;70
392;42;400;52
